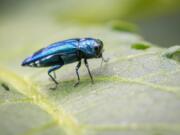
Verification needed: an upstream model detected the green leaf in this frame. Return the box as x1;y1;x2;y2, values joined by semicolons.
0;5;180;135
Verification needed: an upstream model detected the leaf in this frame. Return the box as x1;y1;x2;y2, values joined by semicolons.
0;5;180;135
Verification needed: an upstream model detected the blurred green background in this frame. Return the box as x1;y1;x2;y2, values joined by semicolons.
0;0;180;47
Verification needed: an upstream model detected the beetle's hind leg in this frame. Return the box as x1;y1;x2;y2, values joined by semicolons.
84;59;94;84
74;60;81;87
48;65;62;90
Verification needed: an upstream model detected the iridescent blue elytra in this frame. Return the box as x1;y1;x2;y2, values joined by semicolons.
22;38;107;89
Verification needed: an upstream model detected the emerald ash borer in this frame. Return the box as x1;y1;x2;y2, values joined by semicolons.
22;38;108;89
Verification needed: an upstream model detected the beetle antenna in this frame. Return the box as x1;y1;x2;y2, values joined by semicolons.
100;54;109;69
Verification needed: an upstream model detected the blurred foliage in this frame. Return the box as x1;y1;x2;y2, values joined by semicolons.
55;0;180;23
131;42;151;50
0;0;180;23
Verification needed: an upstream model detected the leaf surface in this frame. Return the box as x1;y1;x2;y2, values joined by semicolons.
0;8;180;135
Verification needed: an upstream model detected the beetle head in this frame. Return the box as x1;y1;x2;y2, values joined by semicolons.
94;39;103;58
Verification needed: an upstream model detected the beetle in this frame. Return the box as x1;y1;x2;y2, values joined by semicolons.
21;38;108;89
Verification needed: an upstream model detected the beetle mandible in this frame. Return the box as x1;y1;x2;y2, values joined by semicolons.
22;38;108;89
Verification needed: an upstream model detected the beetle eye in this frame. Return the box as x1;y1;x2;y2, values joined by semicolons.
94;46;99;53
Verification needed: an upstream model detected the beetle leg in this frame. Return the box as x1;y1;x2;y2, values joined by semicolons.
84;59;94;84
74;60;81;87
100;54;109;68
53;71;56;79
48;65;62;90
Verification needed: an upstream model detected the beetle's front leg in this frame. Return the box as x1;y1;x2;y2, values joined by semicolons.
48;65;62;90
74;60;81;87
84;59;94;84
